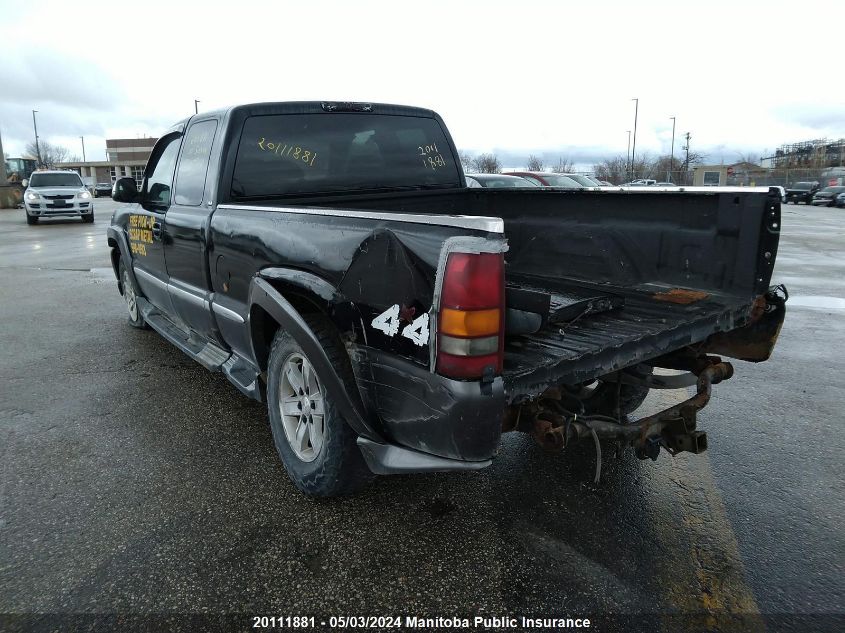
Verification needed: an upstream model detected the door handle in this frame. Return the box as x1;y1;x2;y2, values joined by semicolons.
152;221;162;239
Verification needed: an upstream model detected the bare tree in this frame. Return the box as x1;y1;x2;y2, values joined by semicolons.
593;155;628;184
649;154;678;182
735;152;760;166
458;150;475;172
25;141;73;169
629;152;655;180
596;154;652;182
551;157;575;173
594;150;709;185
526;154;544;171
472;153;501;174
679;150;705;184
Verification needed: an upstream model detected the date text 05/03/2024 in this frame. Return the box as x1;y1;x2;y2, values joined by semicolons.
250;615;592;629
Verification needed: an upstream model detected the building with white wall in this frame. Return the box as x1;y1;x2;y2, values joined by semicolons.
58;137;158;189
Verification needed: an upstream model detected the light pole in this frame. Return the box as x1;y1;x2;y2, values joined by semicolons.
32;110;42;168
626;130;632;182
194;99;200;114
669;116;676;183
80;136;86;162
631;98;639;180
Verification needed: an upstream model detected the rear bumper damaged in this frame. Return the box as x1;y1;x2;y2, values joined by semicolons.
351;347;506;466
352;287;787;476
700;285;787;362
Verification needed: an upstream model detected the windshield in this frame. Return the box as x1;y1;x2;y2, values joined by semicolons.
29;172;83;188
820;187;845;194
791;182;814;190
565;174;600;187
473;175;538;188
231;113;462;198
541;174;582;188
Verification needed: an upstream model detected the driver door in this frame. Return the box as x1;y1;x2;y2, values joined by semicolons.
129;133;182;319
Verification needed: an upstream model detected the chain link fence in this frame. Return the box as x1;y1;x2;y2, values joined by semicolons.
677;167;845;188
727;168;845;188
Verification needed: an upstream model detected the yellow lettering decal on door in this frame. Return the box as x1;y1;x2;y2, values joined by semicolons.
128;214;155;257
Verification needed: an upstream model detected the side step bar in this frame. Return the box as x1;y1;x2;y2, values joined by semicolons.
140;299;230;371
137;298;262;401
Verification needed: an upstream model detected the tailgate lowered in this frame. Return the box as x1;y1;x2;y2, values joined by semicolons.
701;285;787;362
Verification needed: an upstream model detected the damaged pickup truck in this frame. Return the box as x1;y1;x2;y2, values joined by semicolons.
107;101;787;496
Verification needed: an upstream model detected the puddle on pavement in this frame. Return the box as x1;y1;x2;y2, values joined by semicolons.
788;295;845;310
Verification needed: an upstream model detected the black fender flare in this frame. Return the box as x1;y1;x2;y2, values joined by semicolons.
258;267;336;303
106;225;140;294
248;276;383;442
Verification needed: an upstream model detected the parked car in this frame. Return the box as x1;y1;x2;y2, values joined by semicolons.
107;100;786;497
558;173;603;187
811;186;845;207
94;182;113;197
620;180;659;186
785;181;820;204
656;182;678;187
464;173;539;188
503;171;583;188
836;192;845;208
22;170;94;225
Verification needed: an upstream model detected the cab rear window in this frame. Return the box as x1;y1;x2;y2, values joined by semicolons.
230;113;461;198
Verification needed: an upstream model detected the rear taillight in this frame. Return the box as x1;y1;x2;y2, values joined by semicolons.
436;252;504;379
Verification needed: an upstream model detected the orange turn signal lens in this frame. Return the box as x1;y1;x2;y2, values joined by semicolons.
440;308;500;337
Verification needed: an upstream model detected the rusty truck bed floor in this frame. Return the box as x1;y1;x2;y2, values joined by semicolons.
502;277;753;400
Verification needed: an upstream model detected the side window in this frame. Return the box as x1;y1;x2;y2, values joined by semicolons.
145;135;182;206
174;120;218;206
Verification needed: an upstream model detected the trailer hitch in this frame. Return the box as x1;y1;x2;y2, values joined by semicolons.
517;357;733;480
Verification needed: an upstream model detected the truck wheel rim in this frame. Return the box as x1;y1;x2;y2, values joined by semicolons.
279;353;325;462
123;270;138;320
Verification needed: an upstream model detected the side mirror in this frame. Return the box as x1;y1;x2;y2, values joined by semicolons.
21;178;28;188
112;177;138;203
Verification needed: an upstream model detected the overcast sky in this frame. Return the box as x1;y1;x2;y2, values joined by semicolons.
1;0;843;169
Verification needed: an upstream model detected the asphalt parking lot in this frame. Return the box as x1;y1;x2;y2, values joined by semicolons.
0;200;842;632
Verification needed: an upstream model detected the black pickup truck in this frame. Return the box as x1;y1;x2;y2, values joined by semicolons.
785;181;820;204
107;101;787;496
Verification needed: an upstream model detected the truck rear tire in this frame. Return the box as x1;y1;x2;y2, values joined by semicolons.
266;314;372;497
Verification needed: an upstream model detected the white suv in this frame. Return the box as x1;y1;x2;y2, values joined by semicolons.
23;170;94;225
